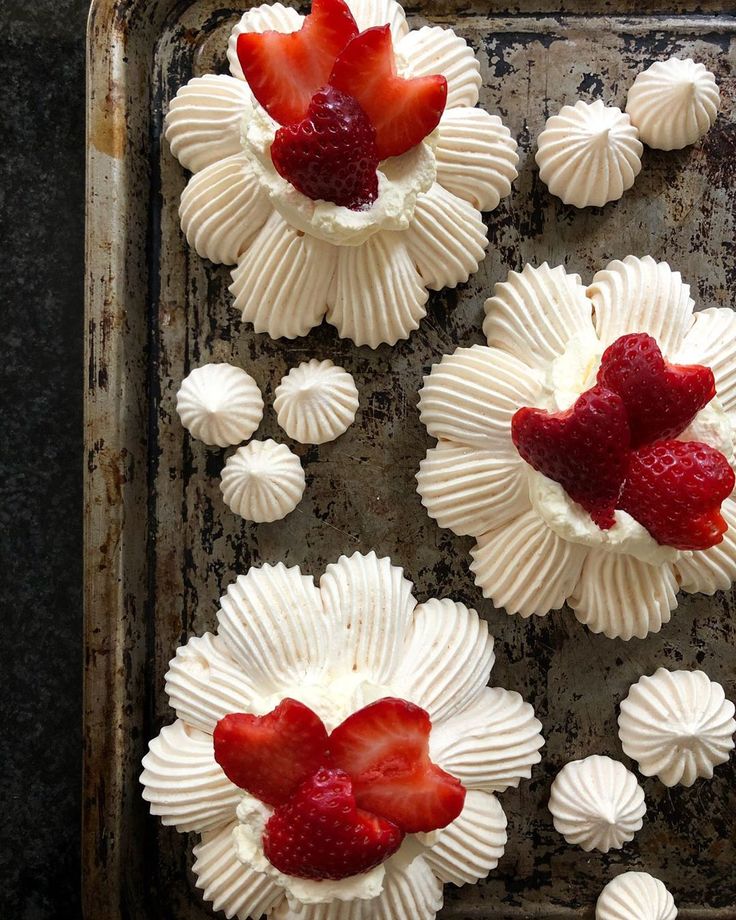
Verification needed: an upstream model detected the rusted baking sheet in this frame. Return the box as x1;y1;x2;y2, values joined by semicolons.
85;0;736;917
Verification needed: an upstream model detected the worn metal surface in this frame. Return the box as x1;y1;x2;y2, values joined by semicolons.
85;1;736;917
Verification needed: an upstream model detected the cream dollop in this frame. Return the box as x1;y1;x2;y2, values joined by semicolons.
536;100;643;208
626;57;720;150
244;106;437;247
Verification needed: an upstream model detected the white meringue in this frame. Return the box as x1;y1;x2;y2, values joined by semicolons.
176;364;264;448
596;872;677;920
535;100;643;208
274;359;359;445
626;57;720;150
618;668;736;787
548;755;646;853
220;440;305;523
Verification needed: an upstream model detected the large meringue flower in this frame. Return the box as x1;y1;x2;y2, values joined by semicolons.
164;0;518;348
417;255;736;640
140;552;544;919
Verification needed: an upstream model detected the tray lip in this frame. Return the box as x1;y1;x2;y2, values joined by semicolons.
84;1;736;918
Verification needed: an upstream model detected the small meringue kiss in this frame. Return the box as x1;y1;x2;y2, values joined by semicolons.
220;439;306;523
176;363;264;448
274;359;359;445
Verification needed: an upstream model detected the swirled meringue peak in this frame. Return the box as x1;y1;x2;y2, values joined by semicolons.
176;364;264;448
140;552;545;920
548;755;646;853
626;57;720;150
274;359;359;445
596;872;677;920
536;100;643;208
220;439;305;523
618;668;736;787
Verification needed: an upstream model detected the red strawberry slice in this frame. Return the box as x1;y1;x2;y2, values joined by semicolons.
329;25;448;159
271;86;379;209
597;333;716;447
237;0;358;126
328;698;465;834
619;440;735;550
263;768;404;880
213;699;329;806
511;385;631;530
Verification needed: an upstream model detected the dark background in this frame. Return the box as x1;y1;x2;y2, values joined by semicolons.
1;1;88;917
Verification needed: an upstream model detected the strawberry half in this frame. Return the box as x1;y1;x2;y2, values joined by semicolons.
619;440;735;551
271;86;379;209
597;333;716;447
237;0;358;126
213;699;329;806
512;385;631;529
329;25;448;159
329;698;466;834
263;768;404;880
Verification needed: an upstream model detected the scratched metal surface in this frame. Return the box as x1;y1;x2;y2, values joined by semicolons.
85;1;736;917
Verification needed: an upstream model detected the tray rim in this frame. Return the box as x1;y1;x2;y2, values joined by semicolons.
84;1;736;918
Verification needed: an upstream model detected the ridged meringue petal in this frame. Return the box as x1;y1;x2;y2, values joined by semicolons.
618;668;736;787
165;633;257;733
430;686;544;792
470;511;587;617
230;211;335;340
675;306;736;412
193;821;283;920
483;262;595;366
228;3;303;82
417;441;530;537
391;599;495;722
549;755;646;853
218;562;327;694
320;551;416;685
272;901;368;920
435;107;518;211
396;26;482;109
274;359;359;445
176;363;264;448
220;440;306;523
140;720;241;833
375;855;443;920
675;497;736;594
165;75;253;173
536;100;643;208
345;0;408;41
596;871;677;920
179;154;272;266
424;791;507;885
588;255;695;354
418;345;544;454
626;57;720;150
326;232;428;348
569;549;678;640
404;182;488;290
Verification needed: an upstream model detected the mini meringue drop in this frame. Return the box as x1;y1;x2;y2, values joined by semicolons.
548;755;646;853
596;872;677;920
176;363;264;448
220;439;305;523
535;100;643;208
274;359;360;445
618;668;736;787
626;57;720;150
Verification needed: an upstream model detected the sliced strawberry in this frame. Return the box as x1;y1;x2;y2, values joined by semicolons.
263;768;404;880
237;0;358;125
511;385;631;529
329;26;448;159
213;699;329;806
597;333;716;447
329;698;465;834
619;440;735;550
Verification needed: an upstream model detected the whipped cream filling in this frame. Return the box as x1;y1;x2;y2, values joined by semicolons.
527;333;735;563
244;105;436;246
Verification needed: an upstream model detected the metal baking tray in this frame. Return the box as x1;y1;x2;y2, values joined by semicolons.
84;1;736;916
